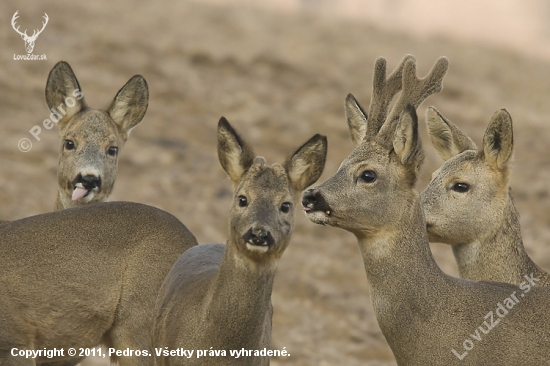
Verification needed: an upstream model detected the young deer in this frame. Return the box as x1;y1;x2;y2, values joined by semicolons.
152;117;327;366
302;56;550;365
421;107;550;285
45;61;148;211
0;202;197;366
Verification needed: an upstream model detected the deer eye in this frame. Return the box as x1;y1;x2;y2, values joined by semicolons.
107;146;118;156
280;202;291;213
360;170;377;183
238;195;248;207
64;140;75;151
452;183;470;193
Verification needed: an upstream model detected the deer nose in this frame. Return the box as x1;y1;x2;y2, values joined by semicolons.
302;189;332;214
302;189;318;208
74;174;102;191
242;227;274;247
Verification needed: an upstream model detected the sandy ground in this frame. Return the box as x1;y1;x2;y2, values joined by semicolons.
1;1;550;365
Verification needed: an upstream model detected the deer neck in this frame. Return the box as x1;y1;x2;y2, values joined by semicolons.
355;191;444;302
453;191;542;284
203;241;276;348
353;192;447;347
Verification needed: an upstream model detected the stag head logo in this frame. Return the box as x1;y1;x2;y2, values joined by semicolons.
12;11;49;54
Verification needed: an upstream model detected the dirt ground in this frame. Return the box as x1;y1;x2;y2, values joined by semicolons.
1;1;550;365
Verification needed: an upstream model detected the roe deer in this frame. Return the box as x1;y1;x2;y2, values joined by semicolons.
45;61;148;211
0;202;197;366
421;107;550;285
301;55;550;365
152;117;327;366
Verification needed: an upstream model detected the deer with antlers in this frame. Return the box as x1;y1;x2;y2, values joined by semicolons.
11;11;49;54
302;55;550;364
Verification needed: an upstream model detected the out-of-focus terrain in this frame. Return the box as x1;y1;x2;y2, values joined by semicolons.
1;1;549;365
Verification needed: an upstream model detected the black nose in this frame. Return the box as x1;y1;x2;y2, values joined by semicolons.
302;189;318;207
242;227;274;247
302;189;332;214
73;174;102;191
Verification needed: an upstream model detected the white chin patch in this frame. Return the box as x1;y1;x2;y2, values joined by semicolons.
82;191;96;202
305;211;330;225
246;243;269;253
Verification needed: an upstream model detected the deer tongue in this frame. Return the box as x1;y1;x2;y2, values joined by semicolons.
72;187;89;201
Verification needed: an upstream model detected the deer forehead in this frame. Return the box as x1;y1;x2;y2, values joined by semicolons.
238;164;292;196
342;141;392;172
61;110;122;143
435;150;482;182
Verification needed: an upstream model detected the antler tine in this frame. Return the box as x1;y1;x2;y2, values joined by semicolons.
11;11;28;37
33;13;49;38
366;55;415;136
406;56;448;109
11;11;19;26
379;56;449;137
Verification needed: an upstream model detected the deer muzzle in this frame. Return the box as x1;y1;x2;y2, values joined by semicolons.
302;189;333;216
71;174;102;201
242;227;274;247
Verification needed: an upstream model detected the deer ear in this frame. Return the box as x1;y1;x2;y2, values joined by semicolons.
108;75;149;140
345;94;368;147
393;105;423;166
426;107;477;161
45;61;86;127
218;117;256;183
284;134;327;192
483;109;513;170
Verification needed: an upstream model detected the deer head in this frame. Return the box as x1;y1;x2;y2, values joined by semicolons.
46;61;149;210
218;117;327;261
421;107;514;245
12;11;49;54
302;56;448;237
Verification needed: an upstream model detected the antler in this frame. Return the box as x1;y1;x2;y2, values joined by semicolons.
366;55;415;136
378;56;449;138
11;11;28;38
29;13;48;40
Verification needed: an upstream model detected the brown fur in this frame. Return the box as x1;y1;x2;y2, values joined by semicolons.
302;56;550;365
37;61;149;366
421;107;550;285
46;61;148;211
0;202;197;366
152;117;327;366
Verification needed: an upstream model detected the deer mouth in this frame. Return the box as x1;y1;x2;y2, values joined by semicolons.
70;174;102;201
242;228;274;253
71;183;91;201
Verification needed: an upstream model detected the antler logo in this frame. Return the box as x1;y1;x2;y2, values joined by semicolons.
11;11;49;54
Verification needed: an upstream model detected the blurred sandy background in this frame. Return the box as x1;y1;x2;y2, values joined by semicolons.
1;1;550;365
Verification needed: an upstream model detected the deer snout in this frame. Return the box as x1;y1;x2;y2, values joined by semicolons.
242;227;274;247
302;189;332;215
73;174;102;191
